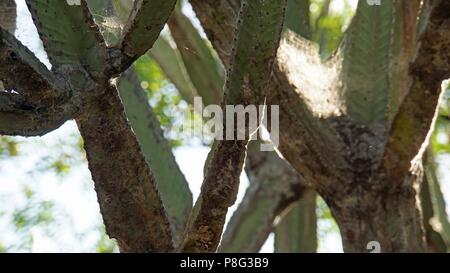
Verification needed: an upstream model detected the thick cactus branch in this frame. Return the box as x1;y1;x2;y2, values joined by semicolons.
181;0;288;253
382;0;450;184
0;0;16;33
0;27;79;136
0;91;78;136
188;0;238;68
76;82;174;252
0;27;69;103
341;1;395;124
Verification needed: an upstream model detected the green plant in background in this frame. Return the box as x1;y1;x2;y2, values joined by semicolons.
1;0;450;253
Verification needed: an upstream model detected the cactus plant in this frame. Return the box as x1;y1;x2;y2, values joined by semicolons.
1;0;450;254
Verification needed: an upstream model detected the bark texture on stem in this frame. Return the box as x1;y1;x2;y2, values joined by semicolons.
0;0;16;33
77;83;173;252
0;27;79;136
182;0;288;252
328;169;425;252
382;0;450;185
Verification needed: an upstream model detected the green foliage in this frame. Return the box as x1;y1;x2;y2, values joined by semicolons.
4;187;56;251
0;137;19;158
310;0;355;57
424;153;450;250
95;226;118;253
149;37;198;105
134;54;190;146
224;0;287;104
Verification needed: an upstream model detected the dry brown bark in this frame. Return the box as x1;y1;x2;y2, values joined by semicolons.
0;27;80;136
76;82;174;252
181;0;288;252
0;0;15;33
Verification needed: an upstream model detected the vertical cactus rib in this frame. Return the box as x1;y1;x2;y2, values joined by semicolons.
148;37;198;105
421;153;448;252
274;190;317;253
118;0;177;65
181;0;288;253
167;7;224;106
25;0;107;79
117;68;193;248
341;0;394;124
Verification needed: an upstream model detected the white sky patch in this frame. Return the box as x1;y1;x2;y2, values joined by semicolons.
15;0;51;68
330;0;359;14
